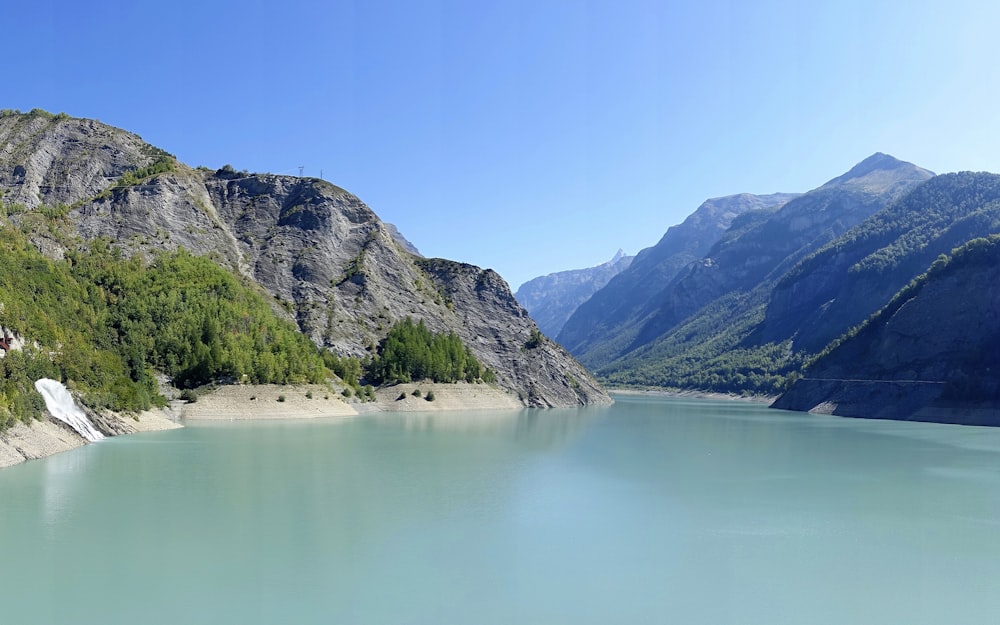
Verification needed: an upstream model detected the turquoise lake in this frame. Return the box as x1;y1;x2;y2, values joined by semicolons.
1;394;999;624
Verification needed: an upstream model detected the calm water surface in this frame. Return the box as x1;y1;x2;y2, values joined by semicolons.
2;395;1000;624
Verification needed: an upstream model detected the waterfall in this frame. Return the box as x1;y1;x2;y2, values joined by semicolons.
34;378;105;442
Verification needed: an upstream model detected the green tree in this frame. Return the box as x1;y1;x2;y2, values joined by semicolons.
366;318;487;385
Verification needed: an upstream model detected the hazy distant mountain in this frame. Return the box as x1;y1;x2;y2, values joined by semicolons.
557;192;800;366
774;235;1000;425
515;250;633;338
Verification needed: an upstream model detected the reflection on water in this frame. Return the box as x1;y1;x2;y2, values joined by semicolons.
1;396;1000;625
41;441;96;527
369;405;604;450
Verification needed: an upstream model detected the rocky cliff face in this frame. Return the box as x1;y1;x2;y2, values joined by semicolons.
0;110;610;407
515;250;633;339
0;111;155;209
773;236;1000;424
420;259;608;406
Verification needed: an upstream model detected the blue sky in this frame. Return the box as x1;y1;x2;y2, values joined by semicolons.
9;1;1000;289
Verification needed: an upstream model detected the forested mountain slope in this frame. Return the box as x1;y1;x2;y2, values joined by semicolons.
760;171;1000;352
578;154;934;391
0;239;329;428
773;235;1000;424
593;157;1000;417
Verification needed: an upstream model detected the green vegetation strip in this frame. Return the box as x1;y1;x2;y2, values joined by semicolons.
366;317;496;385
0;232;327;428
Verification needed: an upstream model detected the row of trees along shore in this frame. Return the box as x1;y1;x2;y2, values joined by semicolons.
0;229;495;429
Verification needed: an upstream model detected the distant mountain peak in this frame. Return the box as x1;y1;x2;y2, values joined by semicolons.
857;151;902;166
822;153;934;189
607;249;628;264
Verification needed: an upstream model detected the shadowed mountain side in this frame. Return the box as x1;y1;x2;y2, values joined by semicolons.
758;171;1000;352
774;235;1000;424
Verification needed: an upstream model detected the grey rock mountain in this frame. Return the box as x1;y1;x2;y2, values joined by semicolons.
515;250;633;339
0;110;609;407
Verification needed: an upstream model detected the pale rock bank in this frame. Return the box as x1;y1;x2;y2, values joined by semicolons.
180;384;357;420
0;409;180;468
0;381;544;468
369;382;523;412
181;382;524;419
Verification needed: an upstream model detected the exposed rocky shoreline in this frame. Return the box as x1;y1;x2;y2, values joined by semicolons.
0;409;180;468
7;383;997;471
0;381;533;468
181;382;525;420
609;388;776;403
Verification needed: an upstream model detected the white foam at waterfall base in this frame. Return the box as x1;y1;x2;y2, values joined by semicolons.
34;378;105;442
